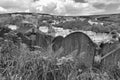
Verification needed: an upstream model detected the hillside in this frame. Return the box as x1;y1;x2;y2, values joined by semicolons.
0;12;120;80
0;12;120;33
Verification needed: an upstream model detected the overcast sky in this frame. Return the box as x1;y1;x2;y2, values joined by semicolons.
0;0;120;16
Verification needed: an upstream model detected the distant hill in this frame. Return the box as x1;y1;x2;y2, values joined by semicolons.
0;12;120;33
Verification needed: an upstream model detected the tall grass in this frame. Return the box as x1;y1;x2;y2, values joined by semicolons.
0;40;119;80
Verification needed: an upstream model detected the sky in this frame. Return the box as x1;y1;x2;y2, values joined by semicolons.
0;0;120;16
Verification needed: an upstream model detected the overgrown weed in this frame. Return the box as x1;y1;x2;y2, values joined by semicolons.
0;40;119;80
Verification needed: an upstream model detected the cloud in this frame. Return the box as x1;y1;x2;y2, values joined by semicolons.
74;0;86;3
118;6;120;10
86;0;120;15
30;0;57;13
93;3;120;10
0;0;33;13
62;2;103;16
0;0;119;16
30;0;104;16
85;0;120;4
93;3;106;9
0;7;7;13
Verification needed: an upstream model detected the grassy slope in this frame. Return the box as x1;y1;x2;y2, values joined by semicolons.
0;12;120;80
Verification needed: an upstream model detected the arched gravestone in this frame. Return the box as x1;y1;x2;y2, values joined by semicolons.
57;32;97;68
16;32;31;48
52;36;64;52
34;32;48;50
31;32;53;51
24;27;53;51
98;41;120;79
